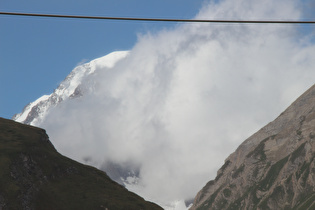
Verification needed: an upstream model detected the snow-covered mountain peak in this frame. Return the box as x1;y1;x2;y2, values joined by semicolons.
13;94;51;124
90;51;130;72
13;51;129;126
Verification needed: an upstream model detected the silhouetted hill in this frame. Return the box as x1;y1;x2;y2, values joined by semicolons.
0;117;162;210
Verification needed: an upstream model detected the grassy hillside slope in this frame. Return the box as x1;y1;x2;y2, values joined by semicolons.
0;117;162;210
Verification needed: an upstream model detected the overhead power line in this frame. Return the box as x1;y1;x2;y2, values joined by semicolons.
1;12;315;24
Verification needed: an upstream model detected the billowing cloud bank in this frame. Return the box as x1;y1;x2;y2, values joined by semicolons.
40;0;315;207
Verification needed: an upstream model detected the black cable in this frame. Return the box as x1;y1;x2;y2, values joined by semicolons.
1;11;315;24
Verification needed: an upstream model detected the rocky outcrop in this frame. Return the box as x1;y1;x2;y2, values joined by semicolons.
0;117;161;210
191;84;315;209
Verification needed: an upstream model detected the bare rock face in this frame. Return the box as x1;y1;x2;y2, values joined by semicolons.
191;84;315;210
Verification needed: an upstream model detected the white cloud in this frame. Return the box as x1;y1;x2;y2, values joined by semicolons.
40;0;315;207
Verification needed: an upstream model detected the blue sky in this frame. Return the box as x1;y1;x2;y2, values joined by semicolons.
0;0;206;119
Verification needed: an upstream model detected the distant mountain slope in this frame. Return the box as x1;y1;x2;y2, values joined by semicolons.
13;51;129;126
190;84;315;210
0;117;161;210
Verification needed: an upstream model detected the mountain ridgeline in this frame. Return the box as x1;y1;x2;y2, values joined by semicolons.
0;118;162;210
190;84;315;209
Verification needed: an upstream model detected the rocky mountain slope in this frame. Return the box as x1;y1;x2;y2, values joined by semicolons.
190;84;315;210
0;117;161;210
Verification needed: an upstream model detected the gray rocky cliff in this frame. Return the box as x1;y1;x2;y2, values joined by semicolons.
191;84;315;209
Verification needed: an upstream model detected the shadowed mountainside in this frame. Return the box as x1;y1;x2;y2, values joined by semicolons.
0;117;162;210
